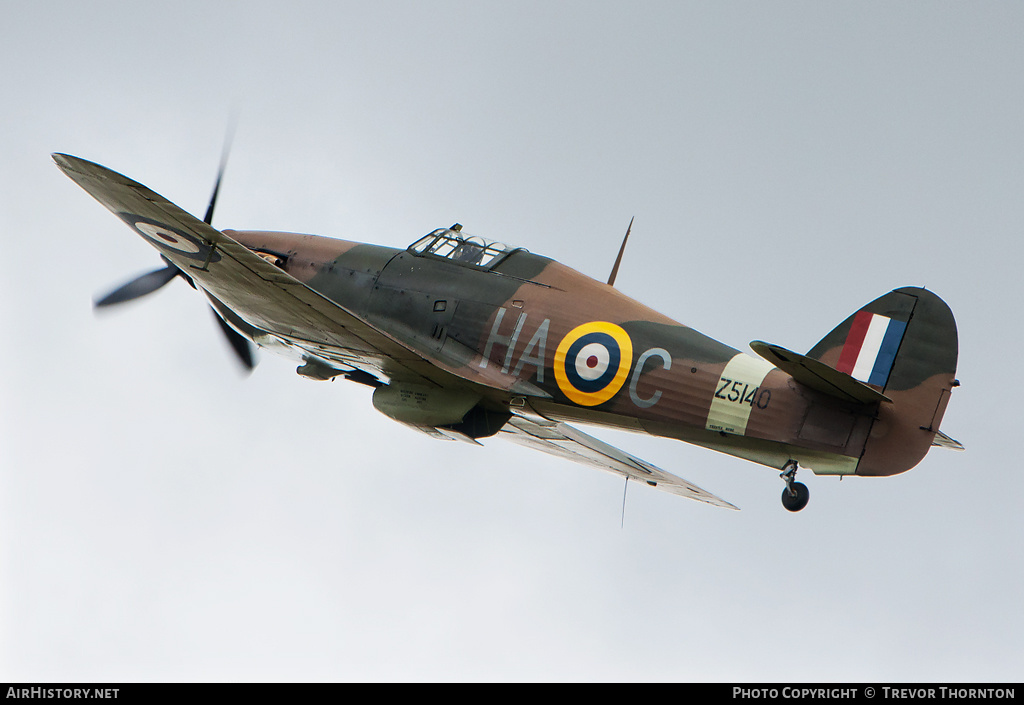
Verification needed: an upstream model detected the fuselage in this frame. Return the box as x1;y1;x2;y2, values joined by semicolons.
53;151;959;509
225;228;875;476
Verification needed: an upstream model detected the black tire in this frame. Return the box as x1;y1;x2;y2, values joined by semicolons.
781;482;810;512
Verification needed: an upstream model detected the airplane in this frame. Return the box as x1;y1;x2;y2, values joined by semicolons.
53;152;963;512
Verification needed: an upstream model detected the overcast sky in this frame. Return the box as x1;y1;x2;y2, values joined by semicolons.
2;1;1022;682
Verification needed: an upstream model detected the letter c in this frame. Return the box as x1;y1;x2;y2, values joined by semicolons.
629;347;671;408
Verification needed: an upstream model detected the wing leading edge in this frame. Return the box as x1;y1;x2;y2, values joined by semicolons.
53;153;543;396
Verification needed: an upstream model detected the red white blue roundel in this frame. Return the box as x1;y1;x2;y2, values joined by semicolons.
554;321;634;406
119;214;219;262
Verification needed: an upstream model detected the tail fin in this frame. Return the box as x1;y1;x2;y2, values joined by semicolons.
807;287;959;476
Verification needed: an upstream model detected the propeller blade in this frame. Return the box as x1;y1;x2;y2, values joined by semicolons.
211;307;256;372
203;122;236;225
94;265;181;308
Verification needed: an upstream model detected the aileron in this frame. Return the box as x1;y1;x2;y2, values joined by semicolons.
500;414;738;510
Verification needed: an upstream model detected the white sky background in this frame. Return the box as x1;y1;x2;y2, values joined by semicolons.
2;1;1022;681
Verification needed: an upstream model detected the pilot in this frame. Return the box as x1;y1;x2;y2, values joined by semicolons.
451;242;484;264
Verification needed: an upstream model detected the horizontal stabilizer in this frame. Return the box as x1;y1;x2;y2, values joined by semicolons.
932;430;965;451
750;340;891;405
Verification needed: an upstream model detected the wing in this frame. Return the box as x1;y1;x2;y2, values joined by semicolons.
54;153;544;396
499;413;738;510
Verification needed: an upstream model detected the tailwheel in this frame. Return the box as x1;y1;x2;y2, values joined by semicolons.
779;460;809;512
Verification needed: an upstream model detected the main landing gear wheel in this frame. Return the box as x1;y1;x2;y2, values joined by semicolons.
780;460;809;512
781;482;809;512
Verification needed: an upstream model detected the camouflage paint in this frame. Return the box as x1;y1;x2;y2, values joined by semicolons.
158;224;964;479
226;227;890;473
57;154;960;497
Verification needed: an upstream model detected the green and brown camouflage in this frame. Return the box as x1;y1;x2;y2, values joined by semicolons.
55;153;962;511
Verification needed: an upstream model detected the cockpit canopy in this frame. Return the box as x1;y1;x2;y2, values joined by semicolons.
407;225;522;269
